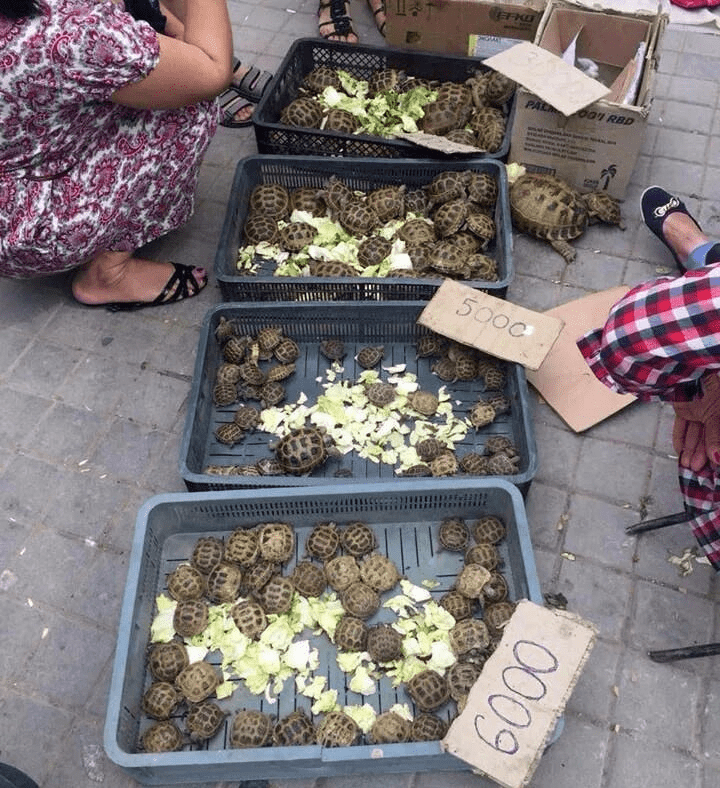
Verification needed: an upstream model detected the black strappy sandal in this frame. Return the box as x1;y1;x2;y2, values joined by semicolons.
318;0;357;41
367;0;386;37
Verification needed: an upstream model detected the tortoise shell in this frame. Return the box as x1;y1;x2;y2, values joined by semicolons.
216;362;242;385
367;67;401;96
142;681;182;720
290;187;326;216
213;381;238;408
147;641;189;682
291;561;327;597
305;521;340;561
429;241;468;278
229;710;273;748
447;660;482;702
341;581;380;619
279;221;316;251
257;575;295;614
359;553;400;592
396;217;435;245
310;259;359;277
404;188;430;216
433;198;469;238
407;389;440;418
206;561;244;603
281;96;324;128
243;212;279;245
214;422;244;447
337;199;379;236
231;600;267;639
190;537;224;575
467;172;498;207
319;338;347;361
324;554;361;591
465;542;499;571
273;709;316;746
173;599;209;638
357;235;392;268
469;401;496;430
439;590;476;621
274;427;333;475
444;128;478;148
366;185;406;223
368;711;411;744
438;517;470;551
416;333;446;358
472;516;506;544
258;521;295;563
415;437;444;462
302;65;342;94
324;107;360;133
186;701;226;742
141;721;183;753
225;528;259;567
365;380;396;407
487;453;520;475
273;337;301;364
469;106;506;152
458;451;490;475
259;380;286;408
421;99;464;136
166;564;205;602
455;563;491;599
406;669;450;712
222;335;252;365
316;711;360;747
410;713;448;742
233;404;262;430
175;661;221;703
484;600;515;634
249;184;290;218
425;170;470;205
429;450;459;477
366;623;403;662
340;521;377;556
334;615;369;652
355;345;385;369
482;571;509;604
449;617;490;655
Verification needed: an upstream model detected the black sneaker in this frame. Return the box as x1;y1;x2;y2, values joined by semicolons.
640;186;702;272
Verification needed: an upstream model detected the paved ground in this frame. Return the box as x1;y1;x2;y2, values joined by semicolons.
1;2;720;787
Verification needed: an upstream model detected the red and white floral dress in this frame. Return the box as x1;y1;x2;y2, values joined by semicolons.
0;0;219;278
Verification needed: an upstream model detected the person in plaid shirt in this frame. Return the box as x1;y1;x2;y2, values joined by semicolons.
578;186;720;569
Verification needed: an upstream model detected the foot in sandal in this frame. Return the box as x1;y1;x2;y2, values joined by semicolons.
318;0;358;43
367;0;386;36
219;59;274;128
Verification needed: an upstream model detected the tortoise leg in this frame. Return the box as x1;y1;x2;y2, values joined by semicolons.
550;239;576;263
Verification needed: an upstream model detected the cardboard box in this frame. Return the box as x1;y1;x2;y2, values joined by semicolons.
504;0;667;199
385;0;545;56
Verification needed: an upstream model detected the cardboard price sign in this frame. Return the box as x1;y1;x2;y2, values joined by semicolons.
443;601;597;788
417;280;563;371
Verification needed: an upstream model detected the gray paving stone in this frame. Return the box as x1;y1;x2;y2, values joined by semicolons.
531;422;582;488
629;579;715;654
614;648;701;749
524;481;568;552
0;515;31;566
573;436;652;506
0;326;36;374
0;276;65;333
89;419;169;480
5;338;83;399
0;455;63;525
0;690;75;786
699;676;720;765
565;639;622;721
531;545;558;592
703;765;720;788
654;99;716;134
0;595;48;685
655;127;710;163
28;402;107;467
607;732;702;788
563;493;637;571
559;250;626;291
0;387;54;449
674;51;720;81
585;400;660;449
557;559;633;642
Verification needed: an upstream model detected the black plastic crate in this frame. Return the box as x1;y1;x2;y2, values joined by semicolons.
214;155;513;302
253;38;513;160
180;302;537;493
104;481;549;784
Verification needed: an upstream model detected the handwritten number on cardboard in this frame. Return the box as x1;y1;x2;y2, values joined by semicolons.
456;297;527;337
473;639;559;755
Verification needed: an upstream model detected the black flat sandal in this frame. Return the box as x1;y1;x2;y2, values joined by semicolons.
318;0;357;41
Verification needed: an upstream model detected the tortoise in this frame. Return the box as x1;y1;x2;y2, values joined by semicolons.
357;235;391;268
365;380;396;407
341;581;380;619
214;316;238;345
453;352;479;382
484;600;516;634
368;711;412;744
324;107;360;133
396;218;435;246
367;67;402;96
334;615;369;652
242;559;279;595
233;404;262;430
448;230;482;255
415;437;444;462
468;401;496;430
273;709;316;746
398;463;433;477
485;436;516;456
465;542;499;571
404;188;430;216
447;660;482;702
186;701;226;742
302;65;342;94
438;517;470;551
216;362;242;386
229;710;273;748
336;198;379;237
291;561;327;597
436;80;473;109
281;96;324;128
410;713;448;742
425;170;471;205
249;184;290;218
466;253;498;281
366;185;406;223
366;623;403;662
355;345;385;369
439;590;476;621
257;521;295;563
223;335;252;365
214;422;244;447
509;172;624;263
175;661;221;703
455;563;491;599
305;521;340;561
141;721;183;753
481;363;506;391
482;571;509;604
470;106;506;152
142;681;182;719
243;212;279;245
428;242;469;279
256;457;284;476
319;175;355;213
309;259;359;277
290;187;326;217
487;453;520;475
206;561;244;603
340;521;377;556
238;360;267;387
148;641;189;682
319;338;347;361
467;172;498;207
416;333;446;358
279;221;316;251
458;452;490;475
433;198;469;238
406;669;450;712
173;599;210;638
255;325;283;352
421;99;466;136
273;426;335;475
166;564;205;602
359;553;400;592
259;380;286;408
273;337;301;364
465;212;496;248
231;600;267;639
485;393;511;416
485;71;517;106
213;381;238;408
449;617;490;655
472;516;506;544
324;554;361;591
429;450;459;477
444;128;478;148
190;537;224;575
256;575;295;614
225;529;259;567
316;711;360;747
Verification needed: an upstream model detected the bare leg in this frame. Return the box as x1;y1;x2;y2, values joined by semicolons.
661;212;711;267
366;0;386;35
71;251;206;307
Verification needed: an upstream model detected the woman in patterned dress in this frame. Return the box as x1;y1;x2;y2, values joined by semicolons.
0;0;231;309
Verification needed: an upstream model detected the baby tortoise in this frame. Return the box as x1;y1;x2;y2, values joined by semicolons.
273;709;316;746
225;528;259;567
214;422;245;447
341;581;380;619
449;617;490;656
258;521;295;562
455;563;491;600
273;426;336;475
366;623;404;662
359;553;400;592
231;600;267;639
439;590;476;621
472;516;506;544
438;517;470;551
406;389;439;417
166;564;205;602
190;536;224;575
147;641;189;682
291;561;327;597
142;681;182;720
324;554;361;591
340;521;377;556
249;184;290;218
355;344;385;369
316;711;361;747
334;615;369;652
406;669;450;712
229;709;273;748
141;721;183;753
368;711;412;744
206;561;244;603
173;599;209;638
185;701;226;742
410;713;448;742
175;661;222;703
447;660;482;702
305;521;340;561
256;575;295;614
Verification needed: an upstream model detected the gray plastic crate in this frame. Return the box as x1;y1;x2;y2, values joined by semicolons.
180;302;537;493
214;155;513;302
253;37;513;160
104;480;548;785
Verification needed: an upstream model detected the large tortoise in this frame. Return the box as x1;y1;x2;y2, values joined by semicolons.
509;172;624;263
